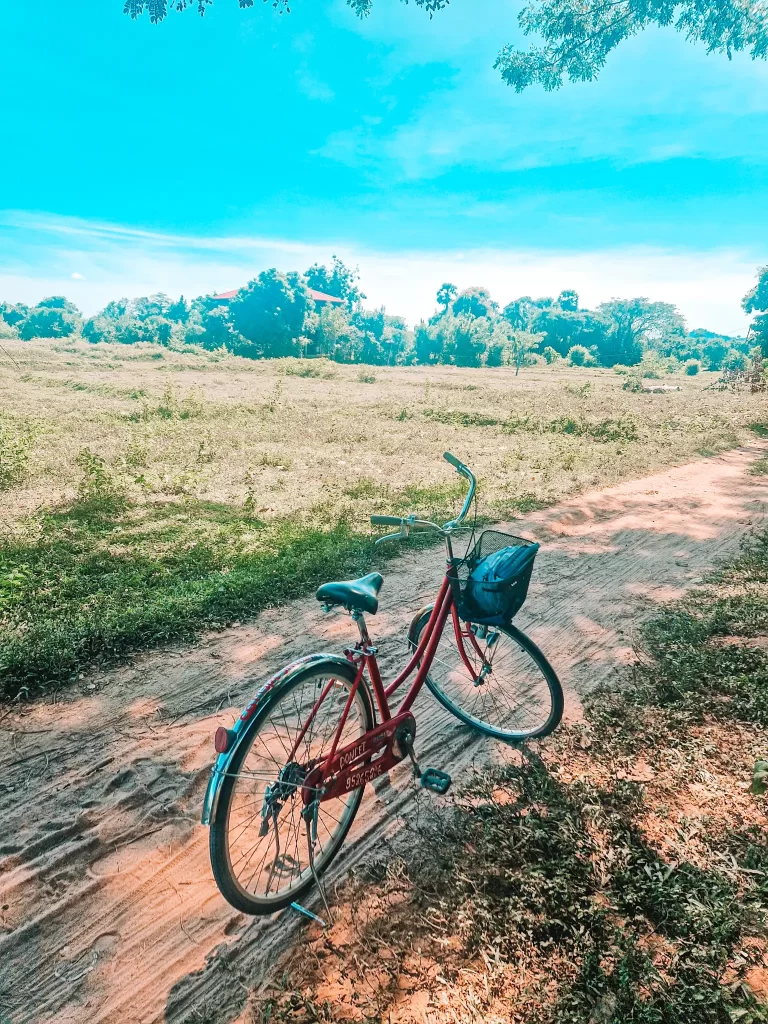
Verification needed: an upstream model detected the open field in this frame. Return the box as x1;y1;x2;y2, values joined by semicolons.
0;337;766;697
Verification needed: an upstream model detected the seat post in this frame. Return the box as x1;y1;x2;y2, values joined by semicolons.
352;609;372;647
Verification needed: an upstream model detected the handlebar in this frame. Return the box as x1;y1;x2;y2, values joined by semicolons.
442;451;465;471
370;452;476;543
370;515;405;527
442;451;476;530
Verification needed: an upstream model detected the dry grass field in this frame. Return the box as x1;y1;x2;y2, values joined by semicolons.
0;337;765;697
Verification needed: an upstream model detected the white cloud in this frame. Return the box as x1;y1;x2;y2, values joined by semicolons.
70;272;85;280
0;211;757;335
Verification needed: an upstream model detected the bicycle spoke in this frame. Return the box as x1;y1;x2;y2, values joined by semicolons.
221;668;369;906
420;619;556;739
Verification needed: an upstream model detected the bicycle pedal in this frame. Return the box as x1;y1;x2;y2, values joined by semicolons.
420;768;452;795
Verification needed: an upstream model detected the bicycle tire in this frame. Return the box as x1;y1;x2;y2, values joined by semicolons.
210;659;374;915
409;605;563;743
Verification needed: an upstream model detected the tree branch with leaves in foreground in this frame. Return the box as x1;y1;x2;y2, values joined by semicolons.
124;0;767;90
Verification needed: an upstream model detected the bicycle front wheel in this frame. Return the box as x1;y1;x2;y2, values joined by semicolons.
409;606;563;743
209;659;373;915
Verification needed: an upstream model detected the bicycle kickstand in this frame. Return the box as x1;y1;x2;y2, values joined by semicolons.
302;798;334;927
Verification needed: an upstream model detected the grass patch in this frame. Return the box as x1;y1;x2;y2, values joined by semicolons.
546;415;639;442
280;359;337;379
423;408;503;428
0;421;36;491
0;477;467;698
423;409;638;441
259;528;768;1024
19;373;146;400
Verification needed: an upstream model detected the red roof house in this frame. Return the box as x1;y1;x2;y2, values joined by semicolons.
210;287;344;306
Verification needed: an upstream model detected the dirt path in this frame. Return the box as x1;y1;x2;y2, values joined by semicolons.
1;442;766;1024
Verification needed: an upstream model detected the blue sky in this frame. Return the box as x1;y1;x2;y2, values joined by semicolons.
1;0;767;332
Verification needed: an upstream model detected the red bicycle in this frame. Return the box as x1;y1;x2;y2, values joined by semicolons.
202;453;563;915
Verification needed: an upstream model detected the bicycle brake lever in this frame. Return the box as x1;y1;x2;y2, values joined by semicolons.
374;519;411;545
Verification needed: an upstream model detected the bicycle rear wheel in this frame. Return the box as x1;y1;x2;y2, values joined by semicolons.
409;606;563;742
209;660;373;915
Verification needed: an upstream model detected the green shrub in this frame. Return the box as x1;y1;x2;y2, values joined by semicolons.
0;316;18;340
723;349;749;373
73;448;128;518
622;373;643;393
566;344;597;367
684;359;701;376
638;351;667;378
548;416;638;442
423;408;501;428
0;423;35;490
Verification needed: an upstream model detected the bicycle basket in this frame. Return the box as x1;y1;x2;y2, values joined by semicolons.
450;529;539;626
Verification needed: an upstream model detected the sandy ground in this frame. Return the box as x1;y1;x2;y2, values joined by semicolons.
1;441;766;1024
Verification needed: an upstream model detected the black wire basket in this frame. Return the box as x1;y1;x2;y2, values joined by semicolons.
449;528;539;626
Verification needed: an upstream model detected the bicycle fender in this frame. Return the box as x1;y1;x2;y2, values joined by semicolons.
407;604;434;647
200;653;354;826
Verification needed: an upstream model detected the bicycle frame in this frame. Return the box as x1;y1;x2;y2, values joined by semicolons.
297;560;487;805
202;451;484;825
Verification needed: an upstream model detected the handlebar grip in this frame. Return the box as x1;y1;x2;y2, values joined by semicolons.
371;515;404;527
443;451;466;472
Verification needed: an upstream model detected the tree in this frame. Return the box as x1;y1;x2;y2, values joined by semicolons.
186;306;239;350
596;298;685;367
502;296;536;331
111;316;159;345
101;298;130;320
532;307;609;358
508;329;543;374
168;296;189;323
567;343;597;367
124;1;768;95
83;316;117;344
18;297;83;340
557;289;579;312
722;349;749;372
309;304;355;360
381;314;412;365
452;287;497;319
414;321;443;365
354;307;386;364
133;293;172;320
743;265;768;357
452;315;488;368
305;256;365;311
0;302;29;328
230;269;312;358
436;283;457;315
496;1;768;91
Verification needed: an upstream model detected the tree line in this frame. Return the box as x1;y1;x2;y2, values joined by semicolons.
2;260;767;373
